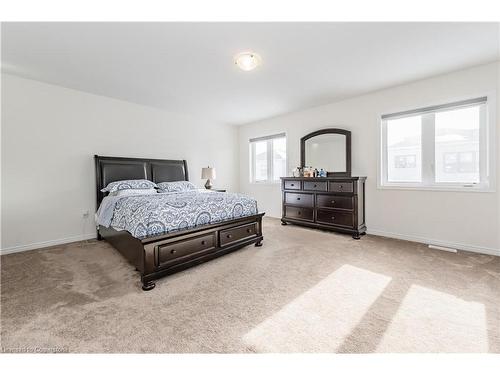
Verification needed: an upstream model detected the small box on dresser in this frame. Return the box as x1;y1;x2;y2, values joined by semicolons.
280;177;367;239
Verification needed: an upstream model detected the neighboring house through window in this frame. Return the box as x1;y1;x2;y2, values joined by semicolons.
380;97;491;190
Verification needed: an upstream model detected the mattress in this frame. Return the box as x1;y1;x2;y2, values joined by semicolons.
96;189;258;238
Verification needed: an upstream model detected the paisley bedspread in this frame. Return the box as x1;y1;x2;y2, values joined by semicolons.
96;190;258;238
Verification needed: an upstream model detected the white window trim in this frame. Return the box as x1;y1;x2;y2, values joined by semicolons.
249;132;287;184
378;94;496;193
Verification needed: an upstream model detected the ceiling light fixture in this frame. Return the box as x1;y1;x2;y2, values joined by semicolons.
234;52;262;71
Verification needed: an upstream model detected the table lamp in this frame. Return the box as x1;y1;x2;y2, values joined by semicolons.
201;167;216;189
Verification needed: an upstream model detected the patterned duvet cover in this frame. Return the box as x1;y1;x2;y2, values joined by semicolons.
96;190;258;238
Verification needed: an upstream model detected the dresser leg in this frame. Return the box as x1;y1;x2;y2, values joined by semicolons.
281;220;288;226
255;240;263;247
352;232;361;240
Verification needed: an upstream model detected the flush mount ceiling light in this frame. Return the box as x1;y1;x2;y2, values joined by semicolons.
234;52;262;71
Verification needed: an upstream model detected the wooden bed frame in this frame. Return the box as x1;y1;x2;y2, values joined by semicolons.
95;155;264;291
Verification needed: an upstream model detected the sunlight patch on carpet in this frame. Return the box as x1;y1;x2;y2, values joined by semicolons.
376;284;487;352
242;264;391;352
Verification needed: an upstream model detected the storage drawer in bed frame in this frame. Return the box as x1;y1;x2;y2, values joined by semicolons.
99;213;264;291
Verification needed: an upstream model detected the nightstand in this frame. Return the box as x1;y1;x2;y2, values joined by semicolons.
208;188;226;192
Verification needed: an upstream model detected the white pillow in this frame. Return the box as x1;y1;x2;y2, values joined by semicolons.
101;179;158;193
157;181;197;193
110;188;157;197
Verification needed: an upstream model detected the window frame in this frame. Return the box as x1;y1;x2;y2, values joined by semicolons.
249;132;287;184
379;96;495;192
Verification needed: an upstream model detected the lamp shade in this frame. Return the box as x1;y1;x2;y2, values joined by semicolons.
201;167;216;180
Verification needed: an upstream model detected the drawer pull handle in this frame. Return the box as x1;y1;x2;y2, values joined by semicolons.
298;211;301;215
227;234;232;239
314;184;317;188
331;200;335;204
290;183;294;186
331;216;335;220
297;197;301;200
339;185;343;189
201;240;206;245
170;249;176;254
246;228;252;233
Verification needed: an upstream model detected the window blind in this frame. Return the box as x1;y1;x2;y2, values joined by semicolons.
249;132;286;143
381;97;487;120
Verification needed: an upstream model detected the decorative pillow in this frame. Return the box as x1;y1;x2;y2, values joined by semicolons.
101;179;158;193
157;181;197;193
110;188;158;197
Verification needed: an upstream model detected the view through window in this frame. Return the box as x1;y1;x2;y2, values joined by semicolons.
250;133;287;183
381;98;488;189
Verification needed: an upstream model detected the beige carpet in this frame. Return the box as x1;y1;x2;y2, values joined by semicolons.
1;217;499;353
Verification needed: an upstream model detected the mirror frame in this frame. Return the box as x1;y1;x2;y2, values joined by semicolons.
300;128;352;177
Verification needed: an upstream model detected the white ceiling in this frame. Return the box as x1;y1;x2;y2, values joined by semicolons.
2;22;499;125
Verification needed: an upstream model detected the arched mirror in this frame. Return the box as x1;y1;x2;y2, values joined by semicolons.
300;128;351;177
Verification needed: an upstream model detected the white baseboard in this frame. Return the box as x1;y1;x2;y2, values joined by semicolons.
1;233;97;256
367;228;500;257
268;215;499;256
2;226;498;258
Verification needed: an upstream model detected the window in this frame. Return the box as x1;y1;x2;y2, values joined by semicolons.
386;115;422;183
250;133;287;183
435;106;480;183
380;97;491;190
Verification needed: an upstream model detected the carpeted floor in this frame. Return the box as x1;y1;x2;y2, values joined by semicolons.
1;217;499;353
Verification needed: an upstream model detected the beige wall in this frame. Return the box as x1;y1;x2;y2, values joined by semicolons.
1;74;239;253
2;62;499;256
238;62;500;255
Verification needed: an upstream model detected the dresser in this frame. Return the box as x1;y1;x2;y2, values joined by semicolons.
280;176;367;239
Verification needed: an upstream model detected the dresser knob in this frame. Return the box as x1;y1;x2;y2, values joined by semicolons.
298;211;301;215
201;240;206;245
331;200;335;205
331;216;335;221
170;249;176;254
314;184;317;188
339;185;343;189
297;197;301;200
227;234;232;239
247;228;252;233
291;183;294;186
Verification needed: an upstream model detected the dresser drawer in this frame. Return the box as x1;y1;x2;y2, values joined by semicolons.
329;181;354;193
284;206;314;221
285;192;314;207
316;195;354;210
303;181;327;191
157;233;216;267
284;180;301;190
316;209;354;228
220;222;257;246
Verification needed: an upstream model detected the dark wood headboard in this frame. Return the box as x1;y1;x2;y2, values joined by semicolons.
94;155;188;207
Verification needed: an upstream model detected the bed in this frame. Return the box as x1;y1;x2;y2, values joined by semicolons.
95;155;264;291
